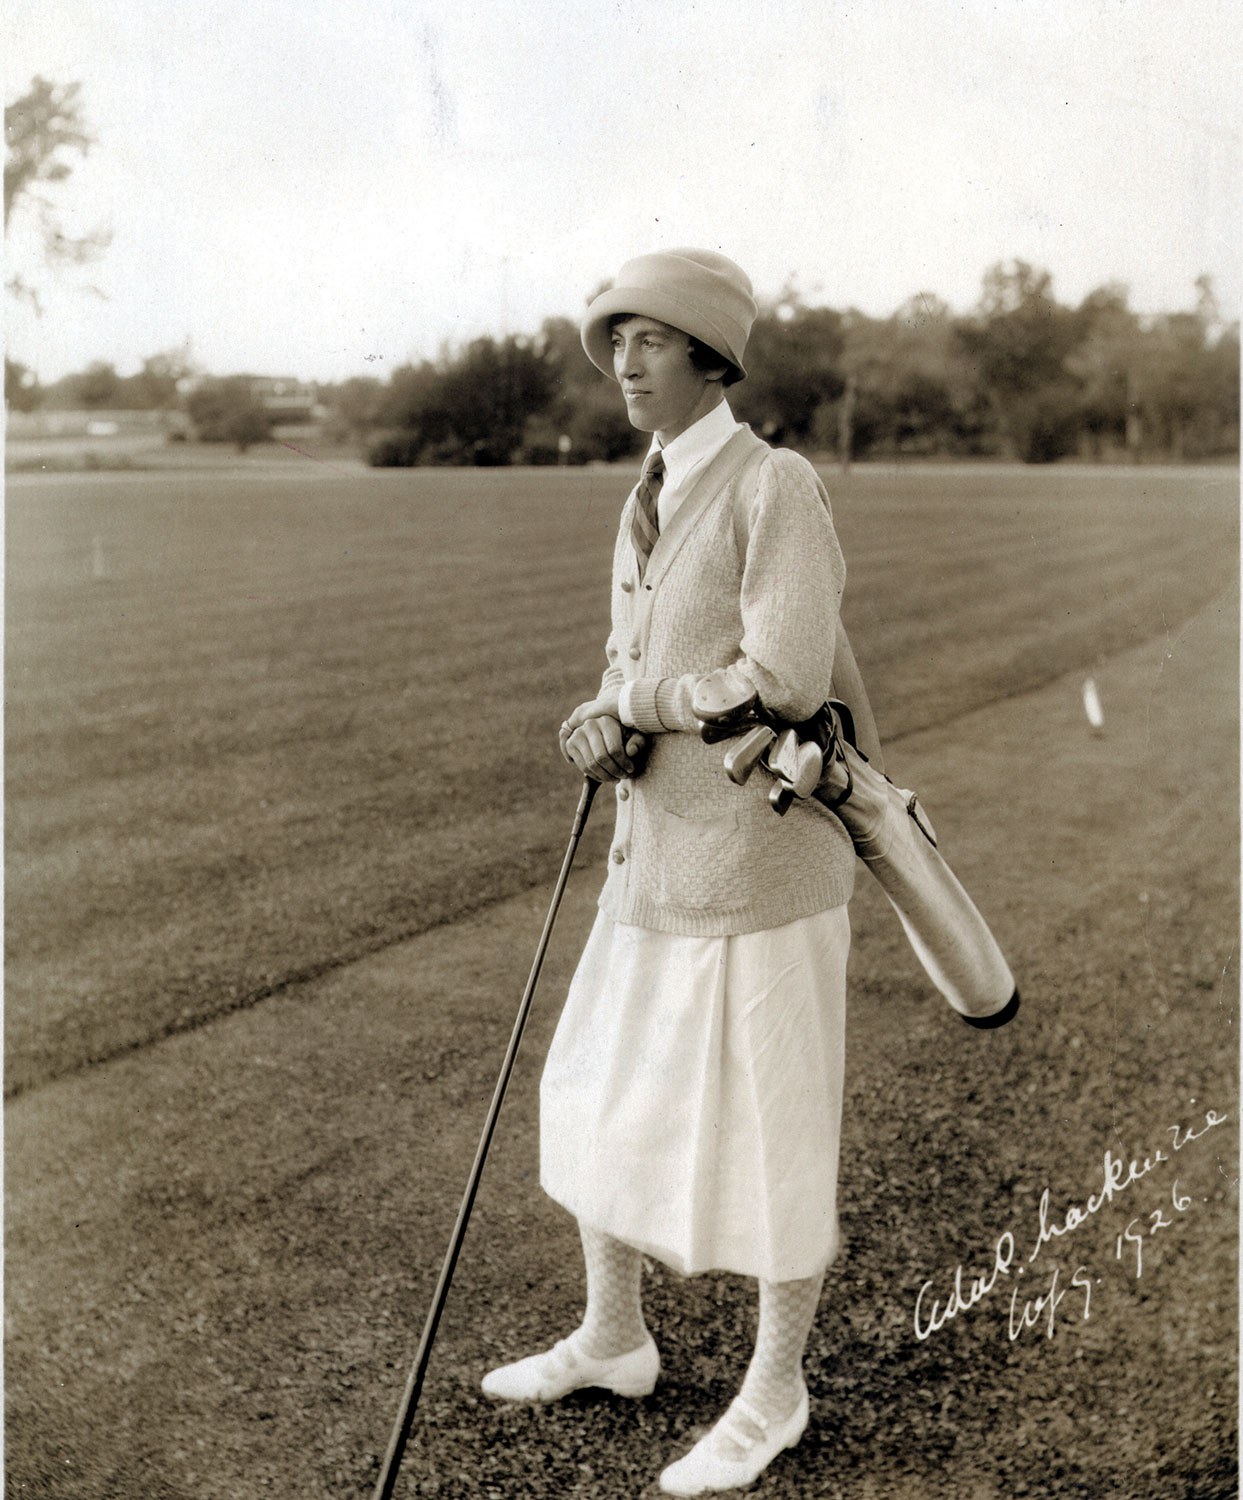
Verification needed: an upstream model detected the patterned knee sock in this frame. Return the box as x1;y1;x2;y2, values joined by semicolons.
741;1272;824;1418
576;1222;649;1359
700;1271;824;1460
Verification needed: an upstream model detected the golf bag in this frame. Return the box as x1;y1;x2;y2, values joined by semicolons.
807;701;1017;1025
695;672;1019;1028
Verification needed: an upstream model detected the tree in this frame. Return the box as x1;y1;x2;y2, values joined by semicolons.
1198;319;1240;457
131;345;194;412
956;261;1081;462
1135;312;1214;461
370;360;455;464
5;76;110;310
369;336;556;466
320;375;385;442
68;360;120;410
5;357;43;412
731;291;845;445
529;315;639;463
1067;284;1142;459
185;377;273;451
826;299;988;465
1147;278;1238;459
437;335;556;463
559;380;640;463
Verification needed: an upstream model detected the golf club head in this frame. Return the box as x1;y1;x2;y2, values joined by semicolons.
693;665;760;730
792;739;824;798
766;731;823;801
769;782;796;816
723;724;777;785
766;729;803;787
700;720;755;745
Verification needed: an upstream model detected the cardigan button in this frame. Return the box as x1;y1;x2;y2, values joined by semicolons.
617;784;629;800
612;849;626;864
620;579;634;593
628;646;641;660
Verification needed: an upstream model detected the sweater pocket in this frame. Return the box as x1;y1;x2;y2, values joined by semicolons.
650;804;743;912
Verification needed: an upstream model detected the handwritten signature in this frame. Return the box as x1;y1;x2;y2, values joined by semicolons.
913;1106;1228;1343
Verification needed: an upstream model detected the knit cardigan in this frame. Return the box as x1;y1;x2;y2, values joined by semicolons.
597;426;856;936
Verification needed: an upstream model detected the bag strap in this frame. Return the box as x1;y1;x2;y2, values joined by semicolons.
729;440;771;557
828;621;882;770
730;437;884;770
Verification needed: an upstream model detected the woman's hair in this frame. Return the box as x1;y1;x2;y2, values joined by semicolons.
608;313;738;384
688;337;735;381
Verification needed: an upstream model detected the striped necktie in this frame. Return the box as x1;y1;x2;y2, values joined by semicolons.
630;452;665;580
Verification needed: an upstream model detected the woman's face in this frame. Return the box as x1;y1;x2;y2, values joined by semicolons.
611;316;722;443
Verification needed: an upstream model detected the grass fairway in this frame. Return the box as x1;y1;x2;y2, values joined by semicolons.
6;457;1237;1097
4;515;1236;1498
4;453;1238;1498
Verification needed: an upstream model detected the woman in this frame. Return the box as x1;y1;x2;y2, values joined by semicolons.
482;249;857;1496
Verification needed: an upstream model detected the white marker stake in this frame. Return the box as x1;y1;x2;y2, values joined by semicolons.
1082;677;1104;734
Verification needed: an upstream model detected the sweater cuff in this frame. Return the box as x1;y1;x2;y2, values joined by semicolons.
654;674;700;732
628;674;702;734
624;677;666;734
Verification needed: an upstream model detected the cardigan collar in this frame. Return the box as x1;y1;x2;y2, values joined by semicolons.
640;426;767;594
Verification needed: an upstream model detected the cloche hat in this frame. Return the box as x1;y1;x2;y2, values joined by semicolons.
581;248;756;386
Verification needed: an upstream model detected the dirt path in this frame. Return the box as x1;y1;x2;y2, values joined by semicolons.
6;587;1237;1498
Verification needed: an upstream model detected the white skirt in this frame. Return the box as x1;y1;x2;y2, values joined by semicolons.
539;903;849;1282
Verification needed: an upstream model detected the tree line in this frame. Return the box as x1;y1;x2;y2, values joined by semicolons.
317;262;1241;466
346;262;1239;465
8;261;1236;467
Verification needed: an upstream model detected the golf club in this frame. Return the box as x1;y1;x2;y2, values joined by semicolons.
371;773;601;1500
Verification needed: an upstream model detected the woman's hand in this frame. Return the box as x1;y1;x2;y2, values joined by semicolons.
559;689;621;765
560;688;622;749
560;712;639;783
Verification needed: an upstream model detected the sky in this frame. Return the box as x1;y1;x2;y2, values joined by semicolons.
6;0;1240;384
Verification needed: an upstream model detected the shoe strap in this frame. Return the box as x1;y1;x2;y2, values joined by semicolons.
718;1396;770;1451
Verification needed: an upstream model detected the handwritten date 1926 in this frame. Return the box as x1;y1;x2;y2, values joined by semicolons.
1115;1180;1192;1279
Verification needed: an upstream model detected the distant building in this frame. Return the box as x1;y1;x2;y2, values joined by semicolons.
173;374;328;441
243;377;322;422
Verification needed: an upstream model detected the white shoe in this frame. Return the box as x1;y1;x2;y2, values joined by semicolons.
481;1329;660;1403
658;1385;810;1495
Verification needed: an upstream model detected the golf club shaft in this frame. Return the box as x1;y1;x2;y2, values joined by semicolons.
372;775;600;1500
